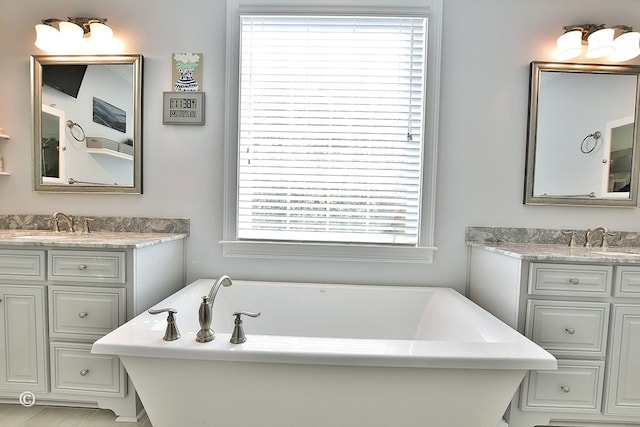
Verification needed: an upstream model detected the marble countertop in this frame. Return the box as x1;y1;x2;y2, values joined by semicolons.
0;229;187;249
467;241;640;264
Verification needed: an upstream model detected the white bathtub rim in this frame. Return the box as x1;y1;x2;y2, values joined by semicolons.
93;279;556;370
94;331;556;370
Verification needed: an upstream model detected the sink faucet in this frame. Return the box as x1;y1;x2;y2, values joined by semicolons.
51;212;75;232
584;226;609;248
196;275;233;343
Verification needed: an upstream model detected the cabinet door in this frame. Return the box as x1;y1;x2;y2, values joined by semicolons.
0;286;48;392
606;304;640;416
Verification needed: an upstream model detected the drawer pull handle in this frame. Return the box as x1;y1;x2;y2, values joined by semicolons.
560;385;571;393
569;278;580;285
565;327;576;335
77;264;87;270
79;312;88;319
80;369;90;376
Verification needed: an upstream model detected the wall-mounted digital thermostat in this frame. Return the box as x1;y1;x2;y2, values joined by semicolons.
163;92;205;125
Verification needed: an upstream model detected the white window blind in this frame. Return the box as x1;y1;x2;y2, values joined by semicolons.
238;15;427;245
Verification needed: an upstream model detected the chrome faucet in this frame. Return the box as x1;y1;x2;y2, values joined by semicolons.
51;212;75;232
196;275;233;343
584;226;609;248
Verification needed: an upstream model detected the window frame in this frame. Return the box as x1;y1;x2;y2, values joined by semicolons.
222;0;442;263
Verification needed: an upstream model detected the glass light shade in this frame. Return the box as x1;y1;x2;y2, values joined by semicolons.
610;31;640;62
587;28;615;58
556;30;583;60
34;23;60;52
89;22;113;41
58;21;83;51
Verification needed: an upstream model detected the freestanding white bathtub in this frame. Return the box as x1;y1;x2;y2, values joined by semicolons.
93;278;555;427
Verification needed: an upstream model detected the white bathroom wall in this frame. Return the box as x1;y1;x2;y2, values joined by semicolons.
2;0;640;292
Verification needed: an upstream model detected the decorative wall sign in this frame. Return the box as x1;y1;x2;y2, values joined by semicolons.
172;53;202;92
163;91;205;125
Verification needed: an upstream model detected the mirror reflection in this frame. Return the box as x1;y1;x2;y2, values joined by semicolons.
524;61;640;206
31;55;143;193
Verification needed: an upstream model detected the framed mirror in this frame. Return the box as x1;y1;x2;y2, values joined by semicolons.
524;61;640;206
31;54;143;193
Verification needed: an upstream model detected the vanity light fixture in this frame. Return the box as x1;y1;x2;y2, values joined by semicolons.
35;17;114;54
556;24;640;62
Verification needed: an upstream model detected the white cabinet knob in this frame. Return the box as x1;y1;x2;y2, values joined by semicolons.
565;327;576;335
79;311;88;318
569;278;579;285
77;264;87;270
560;385;571;393
80;369;89;376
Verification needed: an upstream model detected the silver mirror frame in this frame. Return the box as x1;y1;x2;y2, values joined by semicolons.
524;61;640;207
31;54;143;194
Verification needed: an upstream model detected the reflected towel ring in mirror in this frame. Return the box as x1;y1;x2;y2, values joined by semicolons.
580;130;601;154
66;120;85;142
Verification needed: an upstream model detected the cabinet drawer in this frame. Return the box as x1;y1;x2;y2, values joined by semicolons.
615;266;640;296
49;286;125;340
521;360;605;412
526;300;609;358
0;250;45;281
50;342;125;397
529;263;611;296
48;250;125;284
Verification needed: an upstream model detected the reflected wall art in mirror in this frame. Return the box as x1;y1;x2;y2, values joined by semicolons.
524;61;640;206
31;54;143;193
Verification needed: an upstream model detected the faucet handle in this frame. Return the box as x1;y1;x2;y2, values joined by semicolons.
602;231;616;248
46;216;61;232
561;230;578;247
81;218;95;234
230;311;261;344
233;311;261;318
148;308;181;341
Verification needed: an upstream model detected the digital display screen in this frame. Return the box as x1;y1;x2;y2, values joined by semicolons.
170;110;197;118
163;92;204;125
169;98;197;109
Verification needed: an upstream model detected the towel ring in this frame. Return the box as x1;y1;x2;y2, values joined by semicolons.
66;120;86;142
580;131;601;154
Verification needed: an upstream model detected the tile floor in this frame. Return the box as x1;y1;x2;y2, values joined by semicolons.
0;403;151;426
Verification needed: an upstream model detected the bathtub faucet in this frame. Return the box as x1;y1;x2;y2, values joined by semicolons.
196;275;233;343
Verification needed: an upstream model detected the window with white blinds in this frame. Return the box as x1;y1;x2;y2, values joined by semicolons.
237;14;427;246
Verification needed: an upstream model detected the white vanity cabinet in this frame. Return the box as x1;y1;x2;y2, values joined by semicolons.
0;285;47;392
0;236;186;422
468;246;640;427
0;250;47;392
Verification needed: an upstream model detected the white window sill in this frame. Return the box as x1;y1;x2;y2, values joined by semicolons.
220;240;436;263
